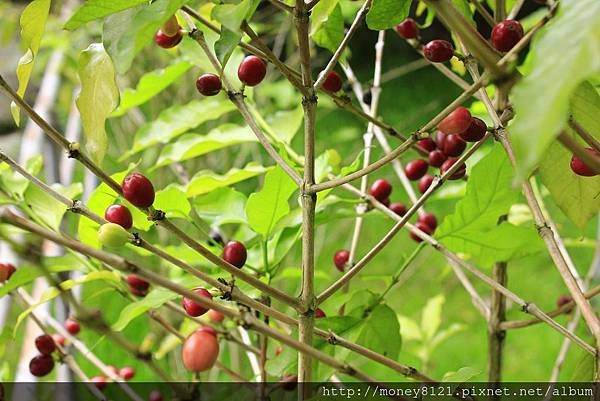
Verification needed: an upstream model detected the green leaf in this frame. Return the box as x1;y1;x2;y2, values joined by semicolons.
570;352;594;381
366;0;410;30
211;0;260;33
442;367;482;382
510;0;600;179
265;106;304;144
246;166;297;238
193;187;248;226
103;0;191;74
11;0;51;125
113;287;179;331
121;98;235;159
154;185;191;219
421;295;444;342
111;61;193;117
214;27;241;69
64;0;148;30
23;182;82;231
0;156;42;199
76;43;119;165
181;163;269;197
356;304;401;359
310;0;344;53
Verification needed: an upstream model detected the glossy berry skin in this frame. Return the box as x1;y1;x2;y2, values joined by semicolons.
428;150;447;167
438;107;472;135
570;148;599;177
405;159;429;181
65;319;80;335
105;205;133;230
460;117;487;142
127;275;150;292
196;74;222;96
314;308;326;319
238;56;267;86
491;20;524;52
418;175;434;194
182;328;219;372
207;309;225;323
122;173;155;208
222;241;247;268
52;334;66;348
435;132;447;149
395;18;418;39
35;335;56;355
418;138;437;152
29;354;54;377
182;288;213;317
91;376;107;391
0;262;16;283
369;179;392;202
333;250;350;272
423;40;454;63
441;158;466;180
119;367;135;381
149;391;163;401
322;71;343;93
154;29;183;49
280;374;298;391
442;134;467;157
410;221;432;243
418;213;438;231
389;202;407;216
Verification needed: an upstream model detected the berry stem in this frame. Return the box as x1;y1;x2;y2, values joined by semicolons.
568;119;600;153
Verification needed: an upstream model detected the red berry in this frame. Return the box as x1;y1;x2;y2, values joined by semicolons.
570;148;599;177
154;29;183;49
314;308;326;319
442;134;467;157
119;366;135;381
238;56;267;87
380;197;390;207
438;107;472;135
182;288;213;317
418;213;438;231
207;309;225;323
333;250;350;272
0;262;16;283
105;205;133;230
435;132;447;149
35;335;56;355
222;241;247;268
369;179;392;202
460;117;487;142
423;40;454;63
389;202;407;216
322;71;343;93
182;328;219;372
418;175;434;194
280;374;298;391
52;334;66;347
65;319;80;335
428;150;447;167
410;221;432;242
395;18;418;39
417;138;437;152
405;160;428;181
491;20;524;52
127;275;150;292
556;295;573;310
122;173;155;208
129;285;148;297
441;158;466;180
91;376;107;391
149;390;163;401
196;74;222;96
29;354;54;377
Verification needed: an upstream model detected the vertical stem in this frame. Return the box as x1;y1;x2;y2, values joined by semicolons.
488;261;507;383
495;0;506;21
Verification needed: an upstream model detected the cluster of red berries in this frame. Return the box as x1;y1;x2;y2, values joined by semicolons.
570;148;600;177
29;335;57;377
90;365;136;391
0;262;16;283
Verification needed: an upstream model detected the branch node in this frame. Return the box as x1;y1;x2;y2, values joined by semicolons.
131;232;143;246
67;142;80;159
149;209;165;221
302;94;318;106
326;330;339;345
294;8;310;22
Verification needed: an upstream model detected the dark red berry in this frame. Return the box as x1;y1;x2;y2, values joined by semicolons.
369;179;392;202
435;132;447;149
460;117;487;142
423;40;454;63
238;56;267;86
314;308;326;319
105;205;133;230
380;197;390;207
222;241;247;268
65;319;80;335
410;221;432;243
418;213;438;231
149;390;163;401
35;335;56;355
119;367;135;381
29;354;54;377
405;160;428;181
0;262;16;283
443;134;467;157
91;376;107;391
53;334;66;347
418;138;437;152
280;374;298;391
127;275;150;292
182;288;213;317
322;71;343;92
418;175;434;194
129;285;148;297
441;158;466;180
122;173;155;208
196;74;222;96
556;295;573;310
491;20;524;52
428;150;447;167
333;250;350;272
438;107;472;135
395;18;418;39
154;29;183;49
570;148;599;177
389;202;407;216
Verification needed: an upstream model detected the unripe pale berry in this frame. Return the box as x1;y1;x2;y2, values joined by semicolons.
460;117;487;142
369;179;392;202
122;173;155;208
410;221;432;242
238;56;267;87
98;223;132;248
154;29;183;49
333;250;350;272
65;319;81;335
428;150;447;167
405;159;428;181
207;309;225;323
105;205;133;230
389;202;407;216
395;18;418;39
0;262;16;283
418;213;438;231
35;335;56;355
423;40;454;63
438;107;472;135
314;308;326;319
442;134;467;157
182;288;213;317
182;328;219;372
196;74;222;96
570;148;599;177
119;367;135;381
491;20;524;52
441;158;466;180
418;138;437;152
222;241;247;268
322;71;343;93
418;175;434;194
29;354;54;377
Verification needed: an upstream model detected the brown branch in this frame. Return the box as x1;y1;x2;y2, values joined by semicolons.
568;119;600;153
557;131;600;174
488;260;507;383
